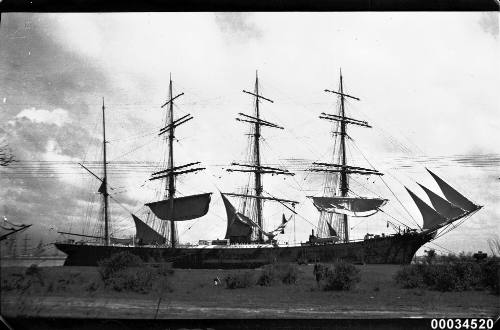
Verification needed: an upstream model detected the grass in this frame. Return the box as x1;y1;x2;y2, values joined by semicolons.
1;263;499;317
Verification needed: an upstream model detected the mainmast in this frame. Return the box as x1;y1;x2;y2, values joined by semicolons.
252;73;264;242
226;71;296;243
102;98;110;246
166;77;176;248
338;71;349;242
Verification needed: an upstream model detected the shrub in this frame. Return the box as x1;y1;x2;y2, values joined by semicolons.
156;263;175;276
257;264;299;286
98;251;143;280
430;265;457;292
97;251;167;294
278;264;299;285
425;249;436;264
224;272;254;289
453;262;482;290
257;265;276;286
297;256;308;265
25;264;44;286
481;258;500;295
394;264;425;289
395;259;499;293
106;267;154;293
85;281;100;293
323;262;360;291
25;264;40;276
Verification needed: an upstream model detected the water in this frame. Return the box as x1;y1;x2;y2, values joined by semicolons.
0;257;66;267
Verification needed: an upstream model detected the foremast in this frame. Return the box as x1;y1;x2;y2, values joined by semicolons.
310;71;482;243
226;71;296;243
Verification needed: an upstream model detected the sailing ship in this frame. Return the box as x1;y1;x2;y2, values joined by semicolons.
55;72;482;268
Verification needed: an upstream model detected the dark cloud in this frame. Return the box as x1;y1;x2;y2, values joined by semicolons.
0;14;108;121
0;13;122;250
1;112;142;250
214;13;262;40
5;117;99;159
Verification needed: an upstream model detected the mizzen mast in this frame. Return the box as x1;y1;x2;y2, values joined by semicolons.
102;98;110;246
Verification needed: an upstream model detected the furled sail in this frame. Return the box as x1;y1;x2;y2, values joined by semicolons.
417;183;465;219
3;218;27;228
405;187;447;229
266;214;290;237
110;237;134;245
221;193;253;240
0;224;16;231
312;196;387;217
146;193;211;221
132;214;166;245
426;169;477;212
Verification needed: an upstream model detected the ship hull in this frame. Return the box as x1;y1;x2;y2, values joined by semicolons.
55;231;433;268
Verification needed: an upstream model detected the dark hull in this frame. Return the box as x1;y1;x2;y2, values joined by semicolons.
55;231;434;268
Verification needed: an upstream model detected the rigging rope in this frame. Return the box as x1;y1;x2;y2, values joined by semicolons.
348;137;421;229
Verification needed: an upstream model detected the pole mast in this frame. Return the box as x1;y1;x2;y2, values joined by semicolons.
253;71;264;243
339;70;349;243
167;75;177;248
102;98;110;246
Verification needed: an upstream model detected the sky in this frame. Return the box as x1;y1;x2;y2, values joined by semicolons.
0;12;498;256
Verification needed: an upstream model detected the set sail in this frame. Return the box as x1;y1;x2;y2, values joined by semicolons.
426;168;477;212
221;193;253;243
405;187;448;229
405;169;480;230
312;196;387;217
146;193;212;221
417;183;465;219
132;214;166;245
311;168;479;233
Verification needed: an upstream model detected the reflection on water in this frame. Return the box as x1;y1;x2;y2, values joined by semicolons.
1;257;66;267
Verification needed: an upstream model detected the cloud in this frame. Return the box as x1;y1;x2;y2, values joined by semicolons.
1;12;498;254
16;107;71;126
0;13;110;123
6;116;98;158
214;13;262;40
478;12;499;38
